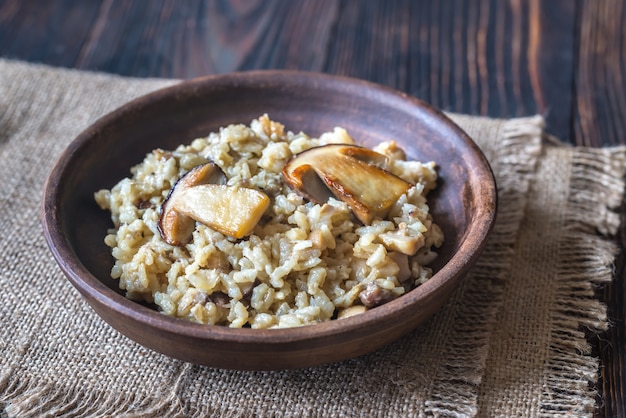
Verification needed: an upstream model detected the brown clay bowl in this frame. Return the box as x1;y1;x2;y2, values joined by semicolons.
41;71;496;370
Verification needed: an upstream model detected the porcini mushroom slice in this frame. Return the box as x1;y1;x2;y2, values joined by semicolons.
282;144;412;224
174;184;270;239
158;163;227;246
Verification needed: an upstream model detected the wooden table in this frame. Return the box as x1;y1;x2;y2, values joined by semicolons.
1;1;623;415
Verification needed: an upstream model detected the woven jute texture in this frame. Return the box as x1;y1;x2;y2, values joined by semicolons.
1;59;624;417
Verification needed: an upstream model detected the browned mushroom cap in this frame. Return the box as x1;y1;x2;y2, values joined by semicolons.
281;144;412;224
158;162;227;246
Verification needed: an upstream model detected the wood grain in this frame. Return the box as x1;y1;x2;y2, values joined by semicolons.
575;2;626;416
323;0;576;140
0;0;101;66
72;0;339;77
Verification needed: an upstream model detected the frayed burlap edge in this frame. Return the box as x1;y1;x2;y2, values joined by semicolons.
1;373;186;418
418;116;543;417
539;146;626;415
476;143;626;417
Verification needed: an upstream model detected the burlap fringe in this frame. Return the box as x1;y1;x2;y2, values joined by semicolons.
1;375;187;417
539;146;626;416
0;368;198;417
417;116;544;417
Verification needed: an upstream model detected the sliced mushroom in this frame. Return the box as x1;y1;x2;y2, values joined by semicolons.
281;144;412;224
174;184;270;239
158;162;227;245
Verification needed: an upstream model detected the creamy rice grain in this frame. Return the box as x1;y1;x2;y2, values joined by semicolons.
95;115;443;328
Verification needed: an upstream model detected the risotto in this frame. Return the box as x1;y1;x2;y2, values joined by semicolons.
95;115;443;329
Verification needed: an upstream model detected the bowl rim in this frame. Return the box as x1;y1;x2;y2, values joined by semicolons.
41;70;497;347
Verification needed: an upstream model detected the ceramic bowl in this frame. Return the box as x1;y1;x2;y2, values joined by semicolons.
41;71;496;370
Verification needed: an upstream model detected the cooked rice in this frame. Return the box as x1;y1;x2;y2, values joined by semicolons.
95;115;443;328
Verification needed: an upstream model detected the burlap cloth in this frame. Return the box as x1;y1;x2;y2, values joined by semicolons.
1;59;625;417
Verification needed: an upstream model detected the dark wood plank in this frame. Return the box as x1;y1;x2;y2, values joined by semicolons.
74;0;204;77
575;3;626;417
73;0;339;77
323;0;576;141
0;0;103;66
574;0;626;147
